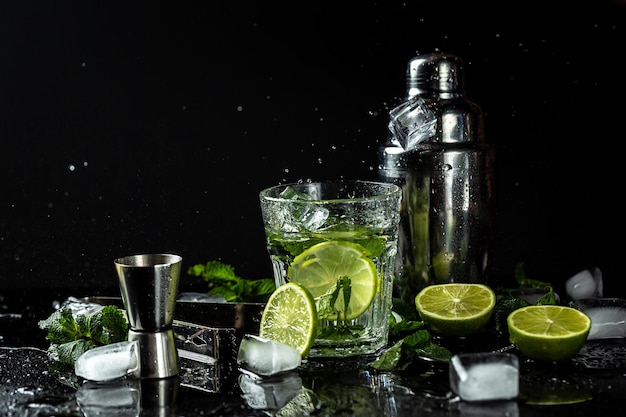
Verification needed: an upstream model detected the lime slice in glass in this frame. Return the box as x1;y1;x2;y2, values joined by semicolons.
288;240;378;321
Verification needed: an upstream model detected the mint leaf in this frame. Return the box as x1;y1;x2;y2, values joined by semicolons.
404;330;452;361
392;297;419;321
188;260;239;287
188;260;275;303
390;318;426;336
370;339;405;370
370;329;451;370
246;279;276;302
403;330;451;362
99;305;129;344
493;294;529;334
38;308;82;344
52;339;97;365
209;286;240;302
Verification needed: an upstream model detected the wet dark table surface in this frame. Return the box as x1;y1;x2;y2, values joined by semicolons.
2;289;625;417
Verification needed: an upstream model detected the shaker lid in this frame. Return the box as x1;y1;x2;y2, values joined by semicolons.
406;52;466;99
406;53;441;100
435;55;466;96
404;53;484;145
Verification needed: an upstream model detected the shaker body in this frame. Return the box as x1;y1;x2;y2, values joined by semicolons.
379;145;494;302
421;145;494;285
379;53;495;304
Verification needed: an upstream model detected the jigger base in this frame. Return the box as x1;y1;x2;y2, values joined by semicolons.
129;329;180;379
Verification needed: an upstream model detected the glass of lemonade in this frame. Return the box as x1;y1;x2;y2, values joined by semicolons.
259;180;402;357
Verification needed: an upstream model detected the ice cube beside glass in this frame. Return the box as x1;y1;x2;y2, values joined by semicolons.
237;334;302;376
238;370;303;411
449;353;519;402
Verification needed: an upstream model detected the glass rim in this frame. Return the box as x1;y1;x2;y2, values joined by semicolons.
259;180;402;203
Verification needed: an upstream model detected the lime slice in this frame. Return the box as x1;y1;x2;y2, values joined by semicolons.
414;283;496;337
259;282;318;357
288;240;378;321
507;305;591;362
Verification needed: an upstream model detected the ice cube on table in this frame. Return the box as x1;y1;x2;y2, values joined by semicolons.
566;267;603;300
449;353;519;402
76;378;141;417
570;298;626;340
75;340;141;381
237;334;301;377
238;370;303;411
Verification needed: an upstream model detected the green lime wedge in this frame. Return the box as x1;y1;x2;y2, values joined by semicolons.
259;282;318;357
507;305;591;362
415;283;496;337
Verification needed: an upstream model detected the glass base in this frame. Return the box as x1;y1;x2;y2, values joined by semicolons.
307;337;388;358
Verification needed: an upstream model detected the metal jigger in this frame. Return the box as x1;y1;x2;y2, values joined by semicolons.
115;253;182;379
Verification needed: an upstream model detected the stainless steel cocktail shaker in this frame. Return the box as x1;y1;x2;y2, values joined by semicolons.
379;53;495;304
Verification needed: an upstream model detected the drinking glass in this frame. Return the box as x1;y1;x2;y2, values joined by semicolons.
259;180;402;357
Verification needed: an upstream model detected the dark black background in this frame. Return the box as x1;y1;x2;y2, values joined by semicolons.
1;1;624;297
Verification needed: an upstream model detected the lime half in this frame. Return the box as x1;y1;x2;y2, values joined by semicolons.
507;305;591;362
415;283;496;337
288;240;378;321
259;282;318;357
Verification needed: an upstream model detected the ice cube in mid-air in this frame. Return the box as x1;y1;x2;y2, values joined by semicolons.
388;97;437;151
237;334;301;376
570;298;626;340
75;340;141;381
449;353;519;402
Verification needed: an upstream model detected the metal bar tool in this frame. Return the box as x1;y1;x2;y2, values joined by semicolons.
115;253;182;379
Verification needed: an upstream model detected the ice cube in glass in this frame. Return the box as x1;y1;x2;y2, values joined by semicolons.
237;334;301;376
449;352;519;401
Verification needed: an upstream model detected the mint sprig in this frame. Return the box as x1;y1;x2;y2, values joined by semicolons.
38;305;128;365
370;327;452;371
187;260;275;303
